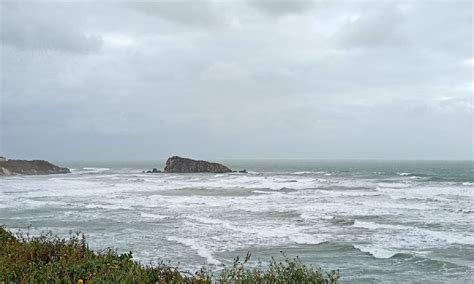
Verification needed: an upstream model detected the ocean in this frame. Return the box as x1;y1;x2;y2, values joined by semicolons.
1;160;473;283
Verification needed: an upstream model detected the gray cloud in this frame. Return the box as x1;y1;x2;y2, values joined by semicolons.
337;3;403;48
0;0;472;161
129;1;225;28
248;0;315;16
1;3;102;54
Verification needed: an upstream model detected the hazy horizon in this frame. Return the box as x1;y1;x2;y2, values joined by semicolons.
46;157;474;166
1;0;473;161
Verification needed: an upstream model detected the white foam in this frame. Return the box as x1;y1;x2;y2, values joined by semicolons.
319;190;381;198
167;236;221;265
353;220;474;245
252;190;273;194
377;184;474;199
354;220;407;230
353;244;398;258
288;233;325;244
429;230;474;245
186;216;325;245
187;216;224;225
83;204;133;210
376;182;411;189
2;166;473;272
81;167;111;173
292;171;327;175
326;178;378;189
300;212;334;220
122;174;321;191
140;212;167;219
360;200;433;210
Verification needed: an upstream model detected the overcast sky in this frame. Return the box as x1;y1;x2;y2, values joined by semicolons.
0;0;472;161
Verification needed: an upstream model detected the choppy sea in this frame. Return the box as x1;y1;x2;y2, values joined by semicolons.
1;160;473;283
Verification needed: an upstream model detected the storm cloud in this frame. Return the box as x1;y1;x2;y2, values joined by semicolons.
0;0;472;161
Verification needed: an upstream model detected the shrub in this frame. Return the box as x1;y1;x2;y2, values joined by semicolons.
0;227;339;283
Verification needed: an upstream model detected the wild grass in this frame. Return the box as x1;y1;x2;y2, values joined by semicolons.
0;226;340;283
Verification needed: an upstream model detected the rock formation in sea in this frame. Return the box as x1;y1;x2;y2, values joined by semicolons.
0;158;70;176
145;168;162;173
164;156;232;173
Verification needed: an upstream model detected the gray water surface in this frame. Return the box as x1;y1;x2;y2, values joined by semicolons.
1;160;473;283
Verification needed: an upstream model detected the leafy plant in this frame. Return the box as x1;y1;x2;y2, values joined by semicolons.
0;227;339;283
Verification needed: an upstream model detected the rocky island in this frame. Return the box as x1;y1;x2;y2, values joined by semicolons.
0;157;70;176
164;156;232;173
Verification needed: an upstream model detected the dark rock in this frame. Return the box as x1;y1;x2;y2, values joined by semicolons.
164;156;232;173
145;168;161;173
0;159;70;176
238;169;248;173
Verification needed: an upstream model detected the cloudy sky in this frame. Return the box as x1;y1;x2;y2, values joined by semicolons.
0;0;472;161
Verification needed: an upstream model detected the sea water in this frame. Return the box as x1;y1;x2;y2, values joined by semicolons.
1;160;473;283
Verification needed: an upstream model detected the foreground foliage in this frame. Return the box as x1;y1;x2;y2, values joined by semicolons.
0;227;340;283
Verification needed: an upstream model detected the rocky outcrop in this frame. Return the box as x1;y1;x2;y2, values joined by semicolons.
0;159;70;176
144;168;162;173
164;156;232;173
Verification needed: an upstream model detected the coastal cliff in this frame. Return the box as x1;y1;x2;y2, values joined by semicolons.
164;156;232;173
0;159;70;176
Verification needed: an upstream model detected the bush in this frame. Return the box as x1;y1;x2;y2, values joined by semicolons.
0;227;339;283
213;252;340;284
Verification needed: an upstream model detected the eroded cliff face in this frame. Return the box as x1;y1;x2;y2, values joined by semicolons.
164;156;232;173
0;159;70;176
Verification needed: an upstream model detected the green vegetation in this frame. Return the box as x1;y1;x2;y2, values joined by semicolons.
0;227;340;283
